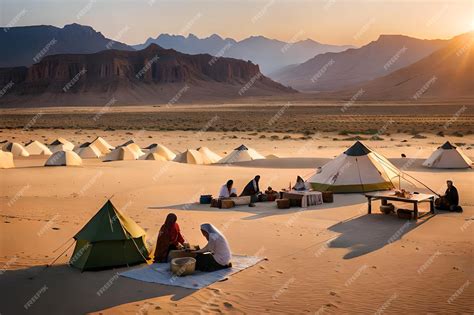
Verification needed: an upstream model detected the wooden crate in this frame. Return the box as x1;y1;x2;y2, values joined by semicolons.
322;191;334;203
277;198;290;209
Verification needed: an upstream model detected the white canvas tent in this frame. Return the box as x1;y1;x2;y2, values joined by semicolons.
145;144;176;161
25;140;52;155
120;142;145;158
45;150;82;166
174;149;204;164
104;145;140;161
216;145;265;164
197;147;222;164
90;137;114;154
2;142;30;157
307;141;400;193
49;138;74;153
144;152;167;161
423;141;472;169
0;151;14;168
74;143;102;158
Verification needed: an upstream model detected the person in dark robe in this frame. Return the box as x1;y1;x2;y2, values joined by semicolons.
240;175;261;205
154;213;186;263
444;180;461;212
240;175;261;196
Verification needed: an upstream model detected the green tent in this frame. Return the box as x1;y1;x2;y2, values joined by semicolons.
70;200;149;271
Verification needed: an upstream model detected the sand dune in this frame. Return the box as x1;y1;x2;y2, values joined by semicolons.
0;129;473;314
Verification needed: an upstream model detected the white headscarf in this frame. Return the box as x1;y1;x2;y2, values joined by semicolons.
200;223;227;242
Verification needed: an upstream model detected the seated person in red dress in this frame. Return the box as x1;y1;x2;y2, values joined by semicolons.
153;213;186;263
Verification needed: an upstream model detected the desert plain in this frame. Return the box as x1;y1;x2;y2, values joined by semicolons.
0;102;473;314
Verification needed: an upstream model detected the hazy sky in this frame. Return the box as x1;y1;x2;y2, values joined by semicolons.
1;0;473;46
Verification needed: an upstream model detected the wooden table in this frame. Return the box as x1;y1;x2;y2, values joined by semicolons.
365;191;435;219
282;190;323;208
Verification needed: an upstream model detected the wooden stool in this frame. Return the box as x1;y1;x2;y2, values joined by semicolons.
277;198;290;209
220;199;235;209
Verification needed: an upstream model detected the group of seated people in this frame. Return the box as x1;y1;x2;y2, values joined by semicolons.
154;213;232;272
218;175;309;206
154;180;461;273
218;175;262;206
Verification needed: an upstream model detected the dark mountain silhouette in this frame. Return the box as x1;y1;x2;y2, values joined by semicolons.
0;23;133;68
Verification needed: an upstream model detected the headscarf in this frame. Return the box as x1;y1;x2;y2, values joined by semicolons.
164;213;177;230
200;223;228;242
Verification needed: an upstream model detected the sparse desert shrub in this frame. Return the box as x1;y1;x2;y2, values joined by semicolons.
436;131;445;137
370;135;384;141
452;131;464;137
412;134;427;139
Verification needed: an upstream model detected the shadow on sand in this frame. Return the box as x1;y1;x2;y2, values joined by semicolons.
328;212;436;259
149;193;367;221
0;263;193;314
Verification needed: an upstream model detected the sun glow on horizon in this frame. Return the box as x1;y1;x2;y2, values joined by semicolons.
1;0;473;46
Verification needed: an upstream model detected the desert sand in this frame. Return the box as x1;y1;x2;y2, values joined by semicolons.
1;125;473;314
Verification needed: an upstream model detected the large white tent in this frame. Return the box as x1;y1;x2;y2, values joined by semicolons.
25;140;52;155
307;141;400;193
216;145;265;164
423;141;472;169
0;151;14;168
197;147;222;164
145;143;176;161
104;145;140;161
90;137;115;154
144;152;168;161
49;138;74;153
173;149;205;164
2;142;30;157
45;150;83;166
74;143;102;158
117;141;145;158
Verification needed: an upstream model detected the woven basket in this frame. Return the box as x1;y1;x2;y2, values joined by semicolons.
170;257;196;276
380;203;395;214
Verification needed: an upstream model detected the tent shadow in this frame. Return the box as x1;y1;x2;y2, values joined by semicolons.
149;193;367;221
0;264;194;314
227;157;331;169
328;213;435;259
389;158;474;173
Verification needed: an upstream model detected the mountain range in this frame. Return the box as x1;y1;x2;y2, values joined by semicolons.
0;24;133;68
271;35;447;92
0;44;294;106
133;34;354;74
333;32;474;100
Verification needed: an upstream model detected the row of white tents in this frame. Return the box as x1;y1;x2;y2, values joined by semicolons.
0;138;267;167
1;138;472;170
